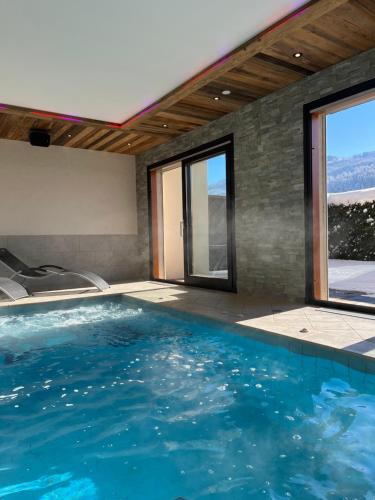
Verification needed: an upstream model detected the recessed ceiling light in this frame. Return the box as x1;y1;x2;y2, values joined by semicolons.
222;90;231;95
293;52;302;58
67;134;72;138
213;96;220;101
162;123;168;128
127;143;132;146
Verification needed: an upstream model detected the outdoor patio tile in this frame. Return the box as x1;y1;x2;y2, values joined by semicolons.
349;329;375;341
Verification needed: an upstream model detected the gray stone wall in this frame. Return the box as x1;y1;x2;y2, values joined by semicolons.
136;48;375;301
0;235;141;291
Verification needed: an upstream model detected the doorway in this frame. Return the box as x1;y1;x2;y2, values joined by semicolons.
305;80;375;313
149;162;184;282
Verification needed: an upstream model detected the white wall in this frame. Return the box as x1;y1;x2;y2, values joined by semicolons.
162;164;184;280
0;139;137;235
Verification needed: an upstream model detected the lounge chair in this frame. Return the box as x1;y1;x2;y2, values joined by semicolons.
0;277;29;301
0;248;110;293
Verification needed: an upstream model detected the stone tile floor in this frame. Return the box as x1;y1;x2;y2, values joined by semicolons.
0;280;374;359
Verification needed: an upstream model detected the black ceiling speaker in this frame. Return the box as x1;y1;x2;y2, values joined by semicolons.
29;129;51;147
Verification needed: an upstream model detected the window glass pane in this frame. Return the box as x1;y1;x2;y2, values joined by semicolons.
189;153;228;279
326;99;375;307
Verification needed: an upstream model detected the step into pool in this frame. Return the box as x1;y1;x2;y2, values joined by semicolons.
0;296;374;499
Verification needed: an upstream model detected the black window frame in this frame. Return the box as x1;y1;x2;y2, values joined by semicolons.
147;134;237;293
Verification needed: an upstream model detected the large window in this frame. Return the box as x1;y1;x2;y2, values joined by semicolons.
306;81;375;311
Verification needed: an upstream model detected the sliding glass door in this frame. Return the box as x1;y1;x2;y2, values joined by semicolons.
183;143;235;291
149;137;236;292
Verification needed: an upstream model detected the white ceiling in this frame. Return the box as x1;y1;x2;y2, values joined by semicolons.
0;0;308;123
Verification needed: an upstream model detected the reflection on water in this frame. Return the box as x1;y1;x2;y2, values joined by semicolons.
0;297;374;499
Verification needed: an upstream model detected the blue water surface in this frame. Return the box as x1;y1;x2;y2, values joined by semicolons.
0;296;374;500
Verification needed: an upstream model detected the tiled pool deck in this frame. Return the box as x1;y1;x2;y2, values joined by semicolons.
0;280;374;360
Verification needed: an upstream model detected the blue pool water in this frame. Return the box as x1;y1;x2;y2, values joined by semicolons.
0;296;374;500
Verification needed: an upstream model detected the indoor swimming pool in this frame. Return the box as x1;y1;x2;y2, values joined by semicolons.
0;296;374;499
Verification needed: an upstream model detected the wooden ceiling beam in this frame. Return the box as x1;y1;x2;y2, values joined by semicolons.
0;103;120;131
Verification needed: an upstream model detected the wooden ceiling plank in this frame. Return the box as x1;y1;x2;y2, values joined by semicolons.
81;129;113;149
95;131;134;151
170;103;224;121
148;117;196;134
0;116;15;139
51;124;72;143
353;0;375;17
69;126;107;149
309;8;375;51
184;91;250;114
0;114;12;137
223;68;288;93
303;24;364;54
89;130;124;150
54;125;84;146
239;63;303;89
201;83;258;105
131;136;169;155
289;27;363;59
213;75;270;98
115;134;153;154
62;126;96;147
11;116;34;141
105;132;139;152
263;42;327;72
156;110;210;126
195;88;252;107
338;1;375;35
253;53;314;76
130;123;181;137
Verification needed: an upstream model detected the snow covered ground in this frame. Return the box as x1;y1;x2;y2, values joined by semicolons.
328;187;375;205
329;259;375;305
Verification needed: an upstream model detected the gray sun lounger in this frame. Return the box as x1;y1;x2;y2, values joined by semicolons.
0;248;110;293
0;277;29;301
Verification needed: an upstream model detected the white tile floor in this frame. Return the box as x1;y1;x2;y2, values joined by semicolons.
0;280;374;359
